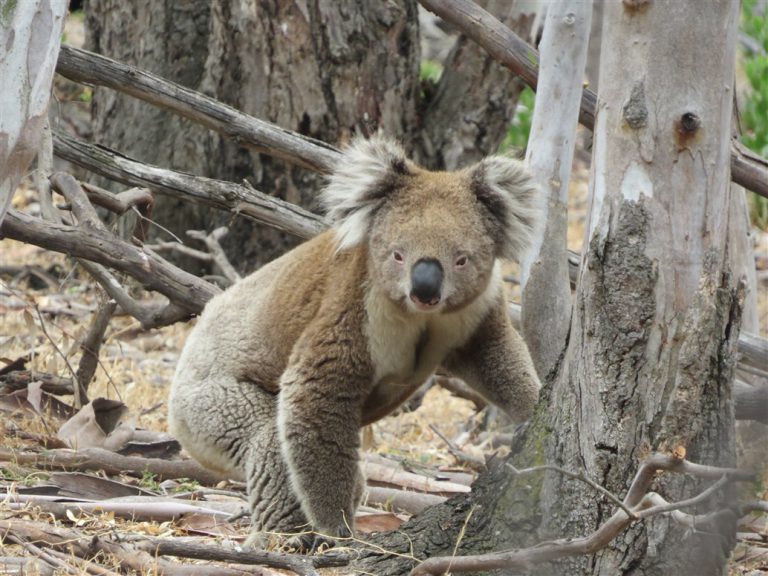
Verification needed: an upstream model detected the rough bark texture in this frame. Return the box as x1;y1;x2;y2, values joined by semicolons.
539;2;742;574
85;0;420;272
356;2;743;575
83;1;532;272
0;0;68;224
414;0;535;170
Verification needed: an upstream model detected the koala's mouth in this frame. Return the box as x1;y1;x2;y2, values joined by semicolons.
408;294;442;312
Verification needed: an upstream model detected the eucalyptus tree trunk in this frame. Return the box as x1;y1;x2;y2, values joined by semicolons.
84;1;531;272
520;0;591;379
357;2;743;575
0;0;68;225
539;2;741;573
85;0;420;271
414;0;536;170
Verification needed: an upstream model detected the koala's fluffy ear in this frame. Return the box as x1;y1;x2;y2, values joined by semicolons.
469;156;541;261
322;136;410;250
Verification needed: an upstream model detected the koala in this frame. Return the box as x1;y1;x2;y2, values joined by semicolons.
168;136;542;547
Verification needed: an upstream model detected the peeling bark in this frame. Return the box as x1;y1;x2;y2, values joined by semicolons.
0;0;68;224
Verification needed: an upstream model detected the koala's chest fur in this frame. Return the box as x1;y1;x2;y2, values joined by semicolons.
361;264;501;423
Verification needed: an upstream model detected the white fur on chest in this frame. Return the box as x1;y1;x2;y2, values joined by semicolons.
365;262;502;385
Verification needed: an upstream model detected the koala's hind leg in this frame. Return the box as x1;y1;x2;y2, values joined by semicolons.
169;377;307;545
243;399;309;546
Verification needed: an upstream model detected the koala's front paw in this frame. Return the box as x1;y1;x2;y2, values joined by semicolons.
282;524;352;554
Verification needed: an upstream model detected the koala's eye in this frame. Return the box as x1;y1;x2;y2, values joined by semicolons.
455;255;468;268
393;251;404;264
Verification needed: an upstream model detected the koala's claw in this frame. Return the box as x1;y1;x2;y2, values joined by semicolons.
283;526;352;554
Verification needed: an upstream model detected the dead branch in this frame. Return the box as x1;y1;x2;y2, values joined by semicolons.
0;447;225;485
417;0;768;200
506;302;768;390
1;208;218;316
80;181;154;242
364;487;447;515
738;332;768;373
186;228;241;283
428;424;486;471
127;535;350;574
507;463;635;520
77;260;194;329
56;44;340;174
410;454;753;575
74;298;117;399
433;376;487;411
734;379;768;423
0;557;55;576
362;461;470;497
5;534;81;576
3;494;236;523
0;370;74;395
0;518;267;576
53;131;327;240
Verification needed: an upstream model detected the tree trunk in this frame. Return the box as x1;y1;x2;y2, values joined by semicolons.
85;0;420;271
83;1;532;272
520;0;591;379
414;0;536;170
357;2;743;575
0;0;68;225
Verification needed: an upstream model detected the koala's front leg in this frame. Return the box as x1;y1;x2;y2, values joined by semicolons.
277;357;368;538
445;296;541;422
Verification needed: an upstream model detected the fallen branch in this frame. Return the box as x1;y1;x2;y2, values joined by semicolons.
53;131;327;240
1;208;218;316
0;447;225;485
0;370;74;395
410;454;753;575
127;535;349;574
418;0;768;200
362;461;470;497
507;302;768;385
0;518;273;576
3;494;237;523
56;44;340;174
364;486;447;515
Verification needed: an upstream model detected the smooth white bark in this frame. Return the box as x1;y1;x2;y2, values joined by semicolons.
520;0;592;377
0;0;68;225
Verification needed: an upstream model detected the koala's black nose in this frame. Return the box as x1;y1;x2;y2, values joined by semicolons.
410;259;443;305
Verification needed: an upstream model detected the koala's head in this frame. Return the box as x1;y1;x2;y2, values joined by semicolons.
322;136;540;314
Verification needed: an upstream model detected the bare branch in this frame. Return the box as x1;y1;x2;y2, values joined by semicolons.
410;455;753;575
53;131;328;240
417;0;768;200
78;260;193;330
56;44;341;174
1;209;219;315
74;297;117;395
187;227;241;283
0;446;224;485
506;462;636;520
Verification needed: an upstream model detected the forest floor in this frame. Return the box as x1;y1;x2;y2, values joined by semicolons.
2;162;767;574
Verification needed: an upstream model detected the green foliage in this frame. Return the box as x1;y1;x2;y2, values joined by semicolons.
139;469;162;491
499;86;536;154
741;0;768;228
420;59;443;84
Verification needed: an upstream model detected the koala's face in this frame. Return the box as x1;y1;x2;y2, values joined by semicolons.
368;171;497;314
323;136;539;315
